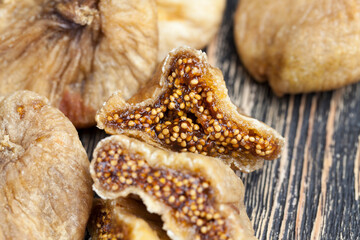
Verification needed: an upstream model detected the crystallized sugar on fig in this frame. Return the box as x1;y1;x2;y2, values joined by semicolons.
90;135;257;240
0;0;158;127
97;47;285;172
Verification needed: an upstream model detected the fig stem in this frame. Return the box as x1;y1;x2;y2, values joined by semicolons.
55;1;99;26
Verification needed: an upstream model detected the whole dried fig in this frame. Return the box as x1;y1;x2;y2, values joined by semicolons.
89;198;169;240
0;91;92;239
157;0;226;61
96;47;285;172
234;0;360;95
0;0;158;127
90;135;256;240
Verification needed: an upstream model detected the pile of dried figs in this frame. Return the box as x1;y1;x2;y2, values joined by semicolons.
87;47;284;240
0;1;289;239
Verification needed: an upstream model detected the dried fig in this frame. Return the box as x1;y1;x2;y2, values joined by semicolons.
0;0;158;127
90;135;256;240
157;0;226;61
0;91;92;239
96;47;285;172
234;0;360;95
89;198;169;240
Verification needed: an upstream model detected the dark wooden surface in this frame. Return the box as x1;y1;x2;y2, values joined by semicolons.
79;0;360;239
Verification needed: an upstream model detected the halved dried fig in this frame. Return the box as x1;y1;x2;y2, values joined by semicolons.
0;0;158;127
234;0;360;95
89;198;169;240
90;135;256;240
0;91;92;239
96;47;285;172
157;0;226;61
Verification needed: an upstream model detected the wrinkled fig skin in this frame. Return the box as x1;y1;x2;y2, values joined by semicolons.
0;0;158;128
234;0;360;95
0;91;93;239
89;198;169;240
96;47;285;172
157;0;226;61
90;135;256;240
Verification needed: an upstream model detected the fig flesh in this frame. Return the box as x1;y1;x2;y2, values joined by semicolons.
90;135;256;240
89;198;169;240
96;47;285;172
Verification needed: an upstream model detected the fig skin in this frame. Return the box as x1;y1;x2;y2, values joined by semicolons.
90;135;257;240
157;0;226;61
0;0;158;128
96;47;285;172
234;0;360;95
0;91;93;239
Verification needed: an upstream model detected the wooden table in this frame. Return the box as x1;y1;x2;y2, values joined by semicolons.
79;0;360;239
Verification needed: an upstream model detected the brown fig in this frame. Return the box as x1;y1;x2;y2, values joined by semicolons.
96;47;285;172
0;91;92;239
0;0;158;127
90;135;256;240
234;0;360;95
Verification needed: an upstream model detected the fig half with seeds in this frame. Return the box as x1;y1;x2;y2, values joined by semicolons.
96;47;285;172
157;0;226;61
0;91;92;239
89;198;169;240
0;0;158;128
90;135;256;240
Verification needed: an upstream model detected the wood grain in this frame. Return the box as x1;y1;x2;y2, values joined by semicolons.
356;137;360;202
79;0;360;239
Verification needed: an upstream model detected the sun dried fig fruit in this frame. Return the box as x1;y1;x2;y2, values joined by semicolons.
90;135;256;240
157;0;226;61
234;0;360;95
0;91;92;239
96;47;285;172
89;198;169;240
0;0;158;127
